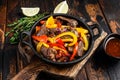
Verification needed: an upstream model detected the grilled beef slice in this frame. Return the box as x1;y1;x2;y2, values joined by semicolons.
56;16;78;27
36;24;48;36
77;41;84;56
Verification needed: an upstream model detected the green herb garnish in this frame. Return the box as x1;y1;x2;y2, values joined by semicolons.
5;13;47;44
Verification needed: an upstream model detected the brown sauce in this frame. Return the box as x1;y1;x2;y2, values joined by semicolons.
105;37;120;58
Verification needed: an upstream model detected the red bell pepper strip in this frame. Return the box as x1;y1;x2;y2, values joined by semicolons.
48;43;70;56
56;21;62;28
40;20;45;24
48;43;65;49
70;42;78;61
32;35;48;43
55;38;64;45
53;46;70;57
35;26;41;33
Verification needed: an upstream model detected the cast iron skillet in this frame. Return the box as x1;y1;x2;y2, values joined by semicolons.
21;13;102;65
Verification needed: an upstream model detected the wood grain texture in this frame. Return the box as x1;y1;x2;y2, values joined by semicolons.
85;60;110;80
0;0;6;49
98;0;120;80
75;68;88;80
0;26;5;50
99;0;120;34
0;51;3;80
0;0;7;80
3;45;18;80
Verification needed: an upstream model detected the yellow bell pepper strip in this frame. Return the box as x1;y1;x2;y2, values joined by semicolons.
76;27;88;34
48;37;73;44
36;42;43;52
81;33;88;50
61;38;73;42
32;35;48;43
76;27;89;51
48;37;54;43
46;16;57;28
46;16;54;25
61;25;70;28
53;46;70;57
36;42;49;53
70;42;78;61
54;32;78;46
46;24;57;28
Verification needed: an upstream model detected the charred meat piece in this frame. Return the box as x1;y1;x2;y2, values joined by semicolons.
36;24;48;36
77;41;84;56
68;46;74;52
47;48;57;61
41;47;57;62
56;16;78;27
40;46;49;57
57;56;69;62
55;51;63;59
47;28;57;37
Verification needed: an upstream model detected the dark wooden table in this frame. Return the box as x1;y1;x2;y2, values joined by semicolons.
0;0;120;80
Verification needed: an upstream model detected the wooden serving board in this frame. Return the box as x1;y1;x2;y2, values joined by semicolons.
12;30;107;80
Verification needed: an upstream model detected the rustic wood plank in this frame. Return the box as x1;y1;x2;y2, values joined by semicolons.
0;51;3;80
98;0;120;80
36;71;73;80
0;0;6;49
17;50;27;72
0;0;7;80
0;1;7;24
75;68;88;80
84;0;111;33
98;0;120;34
2;0;19;80
3;45;18;80
106;62;120;80
7;0;20;24
0;24;5;50
85;59;110;80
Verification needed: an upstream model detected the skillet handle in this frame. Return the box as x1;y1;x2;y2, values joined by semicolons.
20;31;32;48
89;24;102;40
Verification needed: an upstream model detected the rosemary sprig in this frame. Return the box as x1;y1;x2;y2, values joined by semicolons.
5;13;47;44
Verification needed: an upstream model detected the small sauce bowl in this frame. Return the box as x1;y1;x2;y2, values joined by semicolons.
103;33;120;59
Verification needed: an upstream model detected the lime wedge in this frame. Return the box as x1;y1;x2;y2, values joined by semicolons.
54;1;68;14
21;7;40;16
